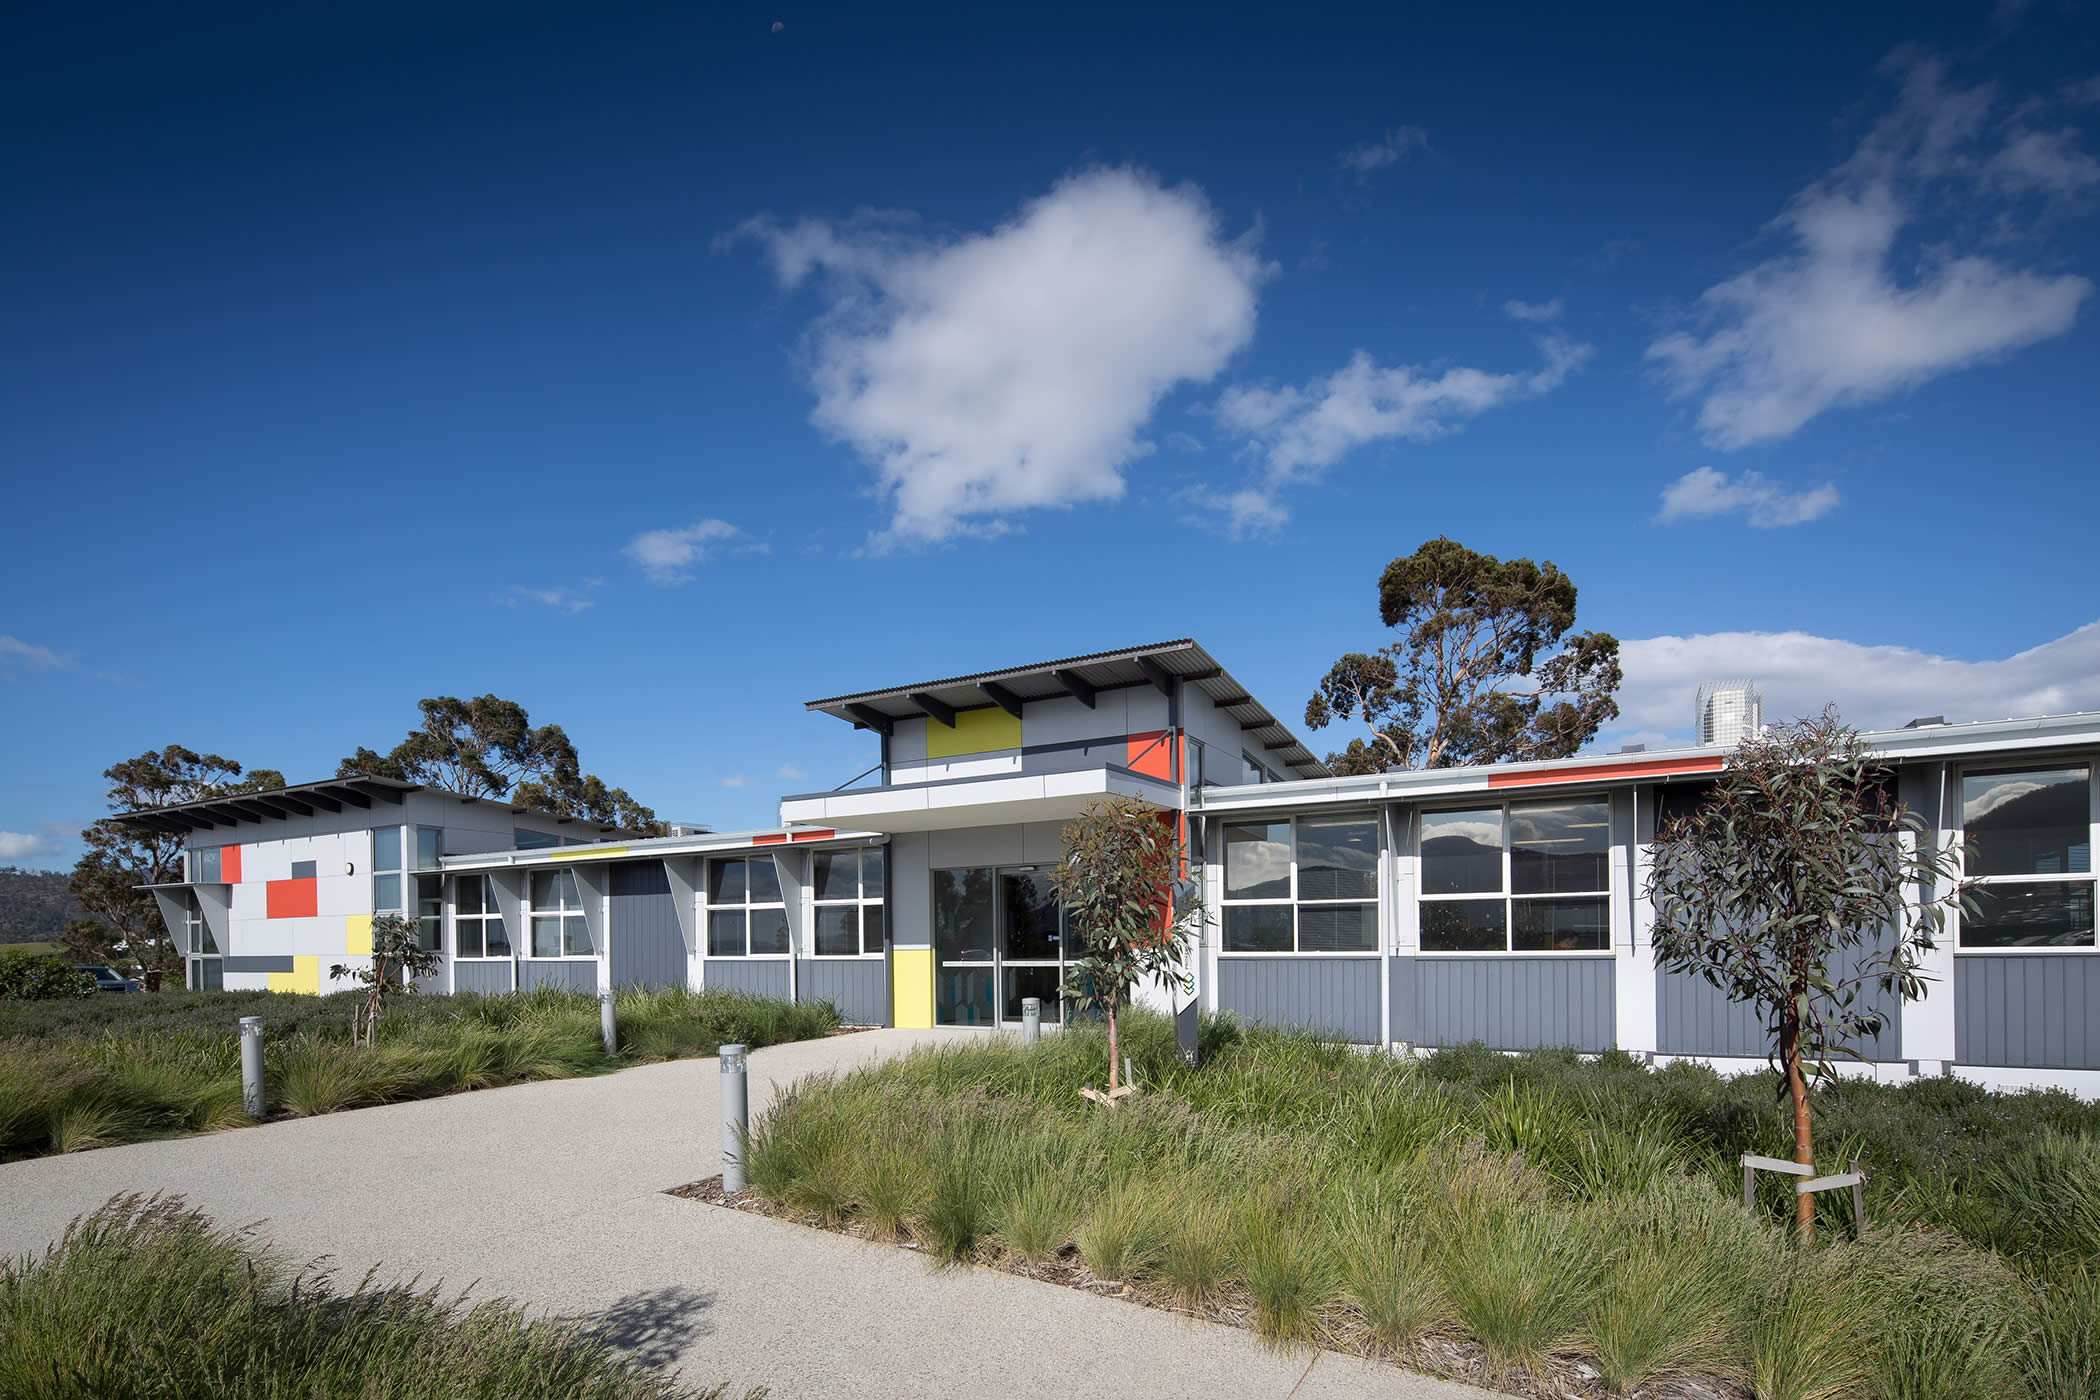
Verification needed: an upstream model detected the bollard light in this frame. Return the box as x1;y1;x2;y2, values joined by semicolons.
599;988;617;1057
720;1043;749;1194
238;1016;266;1120
1021;996;1041;1046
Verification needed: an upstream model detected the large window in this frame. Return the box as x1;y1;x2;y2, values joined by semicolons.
1418;798;1611;953
415;874;443;952
812;847;886;957
1220;814;1379;953
189;846;223;883
372;827;403;913
453;875;511;959
183;891;222;989
707;856;788;957
1959;765;2094;949
528;869;592;958
182;890;220;956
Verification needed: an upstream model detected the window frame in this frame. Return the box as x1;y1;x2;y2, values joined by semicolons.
526;867;595;961
371;825;404;915
703;854;791;959
809;846;887;959
1218;811;1382;957
450;873;512;961
1415;794;1616;957
1954;760;2097;954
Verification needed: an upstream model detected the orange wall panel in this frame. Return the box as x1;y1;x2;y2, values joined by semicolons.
1126;730;1175;781
266;878;317;919
221;845;242;884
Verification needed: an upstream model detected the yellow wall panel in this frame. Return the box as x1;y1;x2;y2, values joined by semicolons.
925;707;1022;759
892;947;934;1028
267;955;320;995
344;915;372;957
550;846;629;862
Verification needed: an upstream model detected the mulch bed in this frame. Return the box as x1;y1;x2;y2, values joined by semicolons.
664;1177;1741;1400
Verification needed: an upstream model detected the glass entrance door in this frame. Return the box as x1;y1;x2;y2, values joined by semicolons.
934;864;1070;1027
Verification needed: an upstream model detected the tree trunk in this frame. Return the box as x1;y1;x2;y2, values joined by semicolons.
1106;1001;1120;1093
1783;1018;1815;1242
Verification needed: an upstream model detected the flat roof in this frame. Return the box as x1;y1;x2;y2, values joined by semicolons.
113;773;630;839
1191;708;2100;812
805;638;1330;779
441;823;884;871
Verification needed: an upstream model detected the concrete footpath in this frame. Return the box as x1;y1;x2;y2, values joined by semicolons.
0;1028;1497;1400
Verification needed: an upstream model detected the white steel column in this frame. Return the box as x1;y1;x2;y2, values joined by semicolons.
1615;786;1659;1057
1904;762;1958;1067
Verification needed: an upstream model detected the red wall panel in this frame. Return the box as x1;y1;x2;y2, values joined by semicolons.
266;878;317;919
220;845;242;884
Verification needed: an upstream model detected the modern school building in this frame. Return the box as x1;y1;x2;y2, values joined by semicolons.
126;639;2100;1095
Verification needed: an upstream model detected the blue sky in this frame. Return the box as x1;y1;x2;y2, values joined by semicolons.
4;2;2098;863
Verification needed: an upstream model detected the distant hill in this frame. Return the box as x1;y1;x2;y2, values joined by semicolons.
0;867;83;943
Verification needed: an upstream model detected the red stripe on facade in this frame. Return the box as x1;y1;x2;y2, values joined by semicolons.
752;833;788;846
788;829;836;842
220;844;242;884
1486;754;1724;789
265;878;317;918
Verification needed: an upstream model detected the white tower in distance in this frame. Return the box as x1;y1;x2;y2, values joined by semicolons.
1695;679;1763;747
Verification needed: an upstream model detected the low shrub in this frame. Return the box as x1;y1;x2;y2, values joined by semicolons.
0;1194;756;1400
0;949;98;1001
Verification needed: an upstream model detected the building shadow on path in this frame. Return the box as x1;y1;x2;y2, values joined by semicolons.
581;1285;719;1371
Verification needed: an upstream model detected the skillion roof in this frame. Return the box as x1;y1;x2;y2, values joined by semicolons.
805;638;1331;780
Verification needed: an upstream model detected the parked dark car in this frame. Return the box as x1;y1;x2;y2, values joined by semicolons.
76;964;140;993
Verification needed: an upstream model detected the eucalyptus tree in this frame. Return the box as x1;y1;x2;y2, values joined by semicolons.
1646;711;1960;1239
1304;536;1622;775
1049;797;1204;1098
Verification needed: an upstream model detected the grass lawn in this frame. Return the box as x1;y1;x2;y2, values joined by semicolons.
0;985;838;1161
739;1012;2100;1400
0;1194;761;1400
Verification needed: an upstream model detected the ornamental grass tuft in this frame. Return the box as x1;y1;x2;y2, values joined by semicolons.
0;1194;757;1400
0;986;838;1161
735;1011;2100;1397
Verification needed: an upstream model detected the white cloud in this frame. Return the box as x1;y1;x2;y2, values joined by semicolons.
720;775;747;789
625;519;741;584
0;636;69;670
733;167;1269;547
507;585;595;614
1648;52;2094;450
776;763;805;781
1655;467;1840;526
1339;127;1430;179
0;830;59;862
1205;335;1592;534
1504;298;1563;323
1609;619;2100;747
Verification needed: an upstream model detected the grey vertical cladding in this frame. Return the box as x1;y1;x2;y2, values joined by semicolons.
453;961;515;995
797;959;888;1025
520;960;598;993
1405;957;1616;1052
704;959;791;1000
1957;956;2100;1069
1217;957;1380;1043
1655;933;1901;1060
608;861;684;991
1656;969;1768;1058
